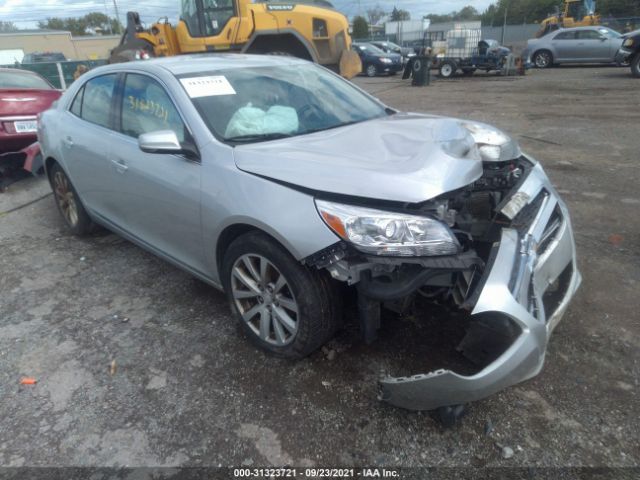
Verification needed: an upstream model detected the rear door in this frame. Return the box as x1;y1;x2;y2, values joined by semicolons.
110;72;205;272
62;73;122;220
551;30;579;61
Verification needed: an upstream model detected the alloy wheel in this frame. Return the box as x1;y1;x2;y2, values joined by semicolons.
230;254;299;346
535;52;551;68
366;65;377;77
53;171;78;226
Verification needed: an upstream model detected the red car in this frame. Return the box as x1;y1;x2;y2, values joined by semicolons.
0;68;61;174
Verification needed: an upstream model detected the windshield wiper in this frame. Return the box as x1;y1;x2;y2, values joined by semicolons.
225;132;294;143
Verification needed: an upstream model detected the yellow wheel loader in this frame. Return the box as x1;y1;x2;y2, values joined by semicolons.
109;0;361;78
536;0;601;37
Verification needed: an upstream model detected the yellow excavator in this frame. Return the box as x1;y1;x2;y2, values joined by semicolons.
109;0;361;78
536;0;601;37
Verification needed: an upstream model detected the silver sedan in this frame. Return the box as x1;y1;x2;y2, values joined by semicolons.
39;54;580;412
526;26;624;68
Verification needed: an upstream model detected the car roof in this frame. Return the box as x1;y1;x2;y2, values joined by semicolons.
0;67;44;76
91;53;310;77
553;26;615;32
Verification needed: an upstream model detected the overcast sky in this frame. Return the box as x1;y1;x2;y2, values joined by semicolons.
1;0;495;29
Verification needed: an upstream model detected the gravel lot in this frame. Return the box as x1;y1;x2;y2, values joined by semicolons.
1;66;639;471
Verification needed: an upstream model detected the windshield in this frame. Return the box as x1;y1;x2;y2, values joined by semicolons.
356;44;385;54
0;71;52;89
182;64;388;144
598;27;621;38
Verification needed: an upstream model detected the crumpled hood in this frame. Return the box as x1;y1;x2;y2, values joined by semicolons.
233;113;483;203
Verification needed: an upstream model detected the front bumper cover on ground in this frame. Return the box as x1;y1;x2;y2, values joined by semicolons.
0;141;43;174
379;160;581;410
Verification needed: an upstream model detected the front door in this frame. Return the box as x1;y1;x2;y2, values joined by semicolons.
111;72;205;273
575;29;612;61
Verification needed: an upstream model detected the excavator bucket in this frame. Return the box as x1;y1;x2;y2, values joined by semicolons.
339;50;362;79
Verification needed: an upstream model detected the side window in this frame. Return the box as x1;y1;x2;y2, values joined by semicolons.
81;74;117;128
121;73;186;143
554;31;576;40
181;0;201;36
70;86;84;117
577;30;601;40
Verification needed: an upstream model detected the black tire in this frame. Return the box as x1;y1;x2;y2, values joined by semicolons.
533;50;553;69
221;231;340;359
49;163;93;235
439;60;457;78
631;53;640;78
365;64;377;77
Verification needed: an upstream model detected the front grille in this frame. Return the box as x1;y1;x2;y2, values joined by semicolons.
538;205;563;256
511;191;547;234
542;263;573;321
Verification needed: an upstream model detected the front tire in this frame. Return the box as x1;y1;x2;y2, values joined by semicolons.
50;163;93;235
631;53;640;78
221;232;339;359
365;64;377;77
533;50;553;69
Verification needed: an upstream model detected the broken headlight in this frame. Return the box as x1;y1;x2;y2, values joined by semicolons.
315;200;460;256
461;121;521;162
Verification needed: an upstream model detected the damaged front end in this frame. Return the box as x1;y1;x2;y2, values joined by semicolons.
306;154;581;411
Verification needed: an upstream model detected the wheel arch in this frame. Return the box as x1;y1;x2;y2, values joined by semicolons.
241;30;317;62
215;221;303;274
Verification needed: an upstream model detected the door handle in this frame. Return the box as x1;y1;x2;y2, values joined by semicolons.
62;136;73;148
111;158;128;173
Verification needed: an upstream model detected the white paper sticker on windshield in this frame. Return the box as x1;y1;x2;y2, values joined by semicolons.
180;76;236;98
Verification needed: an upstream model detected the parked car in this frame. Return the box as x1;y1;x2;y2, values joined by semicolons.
39;54;581;412
0;68;61;173
21;52;68;64
369;40;415;61
526;26;624;68
351;42;403;77
615;29;640;77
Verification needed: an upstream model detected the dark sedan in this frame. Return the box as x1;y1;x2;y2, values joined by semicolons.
352;43;403;77
0;68;61;173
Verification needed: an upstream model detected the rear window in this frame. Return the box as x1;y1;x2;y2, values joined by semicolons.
0;70;52;89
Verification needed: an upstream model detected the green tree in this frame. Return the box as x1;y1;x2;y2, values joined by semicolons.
0;21;18;32
390;7;411;21
424;5;481;24
352;15;369;39
38;12;121;36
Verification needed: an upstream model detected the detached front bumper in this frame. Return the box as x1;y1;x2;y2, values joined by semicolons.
379;159;581;410
0;141;43;174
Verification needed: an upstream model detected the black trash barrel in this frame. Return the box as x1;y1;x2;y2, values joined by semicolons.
411;55;431;86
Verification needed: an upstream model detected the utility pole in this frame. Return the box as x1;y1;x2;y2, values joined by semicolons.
104;0;113;35
501;3;508;45
112;0;121;34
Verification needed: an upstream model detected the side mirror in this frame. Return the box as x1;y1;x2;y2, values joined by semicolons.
138;130;199;159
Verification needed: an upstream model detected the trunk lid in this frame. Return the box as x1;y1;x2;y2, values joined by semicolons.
0;89;61;117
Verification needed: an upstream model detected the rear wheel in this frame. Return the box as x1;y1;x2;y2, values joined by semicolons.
533;50;553;69
439;60;457;78
221;231;339;359
50;163;93;235
365;64;377;77
631;53;640;78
